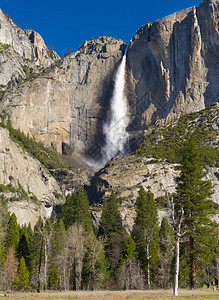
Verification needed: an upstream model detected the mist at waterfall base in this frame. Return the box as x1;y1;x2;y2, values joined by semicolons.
87;54;129;170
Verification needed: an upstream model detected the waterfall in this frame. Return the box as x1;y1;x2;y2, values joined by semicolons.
101;52;129;166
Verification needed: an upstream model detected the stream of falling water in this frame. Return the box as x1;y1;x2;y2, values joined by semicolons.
101;52;129;166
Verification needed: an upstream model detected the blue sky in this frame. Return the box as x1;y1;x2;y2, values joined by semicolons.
1;0;201;56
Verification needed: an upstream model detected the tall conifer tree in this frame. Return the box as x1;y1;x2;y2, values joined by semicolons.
17;228;32;273
98;191;125;287
132;187;160;289
49;218;66;289
16;256;30;290
62;186;92;231
5;213;20;250
175;139;217;289
98;192;124;237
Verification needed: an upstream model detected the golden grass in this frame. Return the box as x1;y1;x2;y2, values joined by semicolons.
1;288;219;300
0;289;219;300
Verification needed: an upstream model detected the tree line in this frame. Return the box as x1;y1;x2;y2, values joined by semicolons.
0;140;218;293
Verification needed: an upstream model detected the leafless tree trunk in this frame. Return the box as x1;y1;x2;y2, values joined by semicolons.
119;258;145;290
146;243;150;289
37;237;43;293
142;227;155;289
34;218;55;292
167;192;184;296
63;223;87;290
174;230;180;296
44;239;48;290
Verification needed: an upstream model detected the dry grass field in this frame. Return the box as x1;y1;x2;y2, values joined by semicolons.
2;288;219;300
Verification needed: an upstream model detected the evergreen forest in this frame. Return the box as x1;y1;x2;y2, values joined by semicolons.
0;137;218;293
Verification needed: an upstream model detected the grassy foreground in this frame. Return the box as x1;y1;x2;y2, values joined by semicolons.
1;289;219;300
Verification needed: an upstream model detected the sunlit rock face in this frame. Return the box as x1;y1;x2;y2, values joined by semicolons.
0;9;59;89
0;127;63;227
0;0;219;161
0;34;126;159
126;0;219;133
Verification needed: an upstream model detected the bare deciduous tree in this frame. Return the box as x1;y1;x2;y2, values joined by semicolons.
62;223;87;290
166;192;184;296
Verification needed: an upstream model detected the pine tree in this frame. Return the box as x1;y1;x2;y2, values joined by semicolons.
62;193;77;229
98;192;124;237
5;213;20;250
98;192;125;288
0;197;10;249
49;218;66;273
132;187;160;289
62;187;93;231
16;256;30;290
43;218;56;290
75;187;93;232
32;217;44;292
0;197;10;290
17;225;32;273
49;218;67;290
175;139;218;289
117;236;135;270
47;268;58;290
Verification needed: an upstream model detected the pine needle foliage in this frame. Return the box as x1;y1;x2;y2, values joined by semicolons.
136;103;219;166
175;138;218;289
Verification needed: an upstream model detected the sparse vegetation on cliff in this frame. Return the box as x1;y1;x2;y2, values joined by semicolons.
136;103;219;167
0;116;70;171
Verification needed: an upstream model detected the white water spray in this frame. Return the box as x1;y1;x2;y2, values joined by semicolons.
101;53;129;166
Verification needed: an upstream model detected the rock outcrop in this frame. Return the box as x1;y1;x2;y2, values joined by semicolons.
0;127;63;226
90;103;219;232
0;9;59;95
90;154;219;232
0;35;126;158
126;0;219;133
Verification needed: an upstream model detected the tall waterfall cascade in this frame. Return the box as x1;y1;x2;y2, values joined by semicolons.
101;52;129;166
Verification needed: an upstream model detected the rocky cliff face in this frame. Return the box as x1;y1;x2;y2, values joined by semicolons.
91;154;219;232
90;104;219;232
126;0;219;133
0;127;63;226
0;35;126;158
0;9;59;95
1;1;218;159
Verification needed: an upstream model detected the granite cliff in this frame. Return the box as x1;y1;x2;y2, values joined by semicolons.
126;0;219;135
0;0;218;228
0;31;126;158
0;9;59;95
0;126;62;226
0;0;218;159
90;104;219;232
